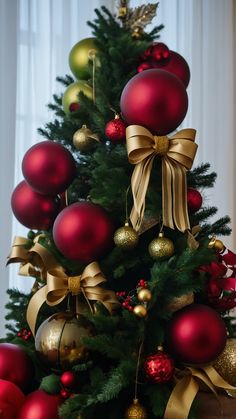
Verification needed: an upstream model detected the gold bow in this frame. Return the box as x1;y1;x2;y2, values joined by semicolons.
164;365;236;419
26;261;119;336
126;125;198;232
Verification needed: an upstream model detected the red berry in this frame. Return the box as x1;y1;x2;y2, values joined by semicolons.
60;371;76;388
17;332;22;337
60;388;71;399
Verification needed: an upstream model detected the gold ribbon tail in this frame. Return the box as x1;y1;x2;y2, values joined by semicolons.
26;286;46;336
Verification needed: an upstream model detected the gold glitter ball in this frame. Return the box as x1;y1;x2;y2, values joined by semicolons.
133;305;147;318
167;293;194;313
125;399;148;419
73;125;99;152
148;232;174;260
114;225;139;250
137;288;152;302
214;339;236;386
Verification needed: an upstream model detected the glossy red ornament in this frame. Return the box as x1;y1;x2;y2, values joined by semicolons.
153;50;190;88
18;390;61;419
144;351;174;383
137;61;152;73
105;117;126;143
0;379;25;419
11;181;60;230
0;343;34;392
60;371;76;388
167;304;227;364
120;69;188;135
69;102;80;112
151;42;170;62
22;141;76;195
53;202;114;262
187;187;203;213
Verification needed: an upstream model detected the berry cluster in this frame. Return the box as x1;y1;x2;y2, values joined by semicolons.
17;328;32;341
116;279;150;314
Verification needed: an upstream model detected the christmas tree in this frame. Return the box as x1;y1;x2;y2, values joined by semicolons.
3;2;236;418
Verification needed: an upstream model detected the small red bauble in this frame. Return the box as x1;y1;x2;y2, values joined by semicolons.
0;379;25;419
144;351;174;383
11;181;60;230
18;390;61;419
53;202;114;262
167;304;227;364
120;69;188;135
0;343;34;392
153;50;190;88
60;388;71;399
137;61;152;73
69;102;80;112
105;117;126;143
22;141;76;195
60;371;76;388
151;42;170;62
187;187;203;213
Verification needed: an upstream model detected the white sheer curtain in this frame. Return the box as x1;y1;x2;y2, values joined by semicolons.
0;0;235;337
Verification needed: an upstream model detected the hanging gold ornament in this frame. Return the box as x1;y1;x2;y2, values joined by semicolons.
73;125;99;152
125;398;148;419
208;236;225;253
148;232;174;260
137;288;152;303
214;339;236;386
167;293;194;313
114;222;139;250
133;305;147;318
62;81;93;115
35;311;94;370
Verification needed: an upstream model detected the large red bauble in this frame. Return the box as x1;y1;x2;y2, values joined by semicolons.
120;69;188;135
153;50;190;88
18;390;61;419
0;379;25;419
11;180;60;230
22;141;76;195
144;351;174;383
167;304;227;364
187;187;203;213
0;343;34;392
53;202;114;262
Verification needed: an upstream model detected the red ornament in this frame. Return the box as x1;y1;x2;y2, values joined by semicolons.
144;350;174;383
0;379;25;419
60;371;76;388
187;187;203;213
120;69;188;135
18;390;61;419
153;50;190;88
137;61;152;73
60;388;71;399
11;181;60;230
0;343;34;392
53;202;114;262
207;277;236;312
69;102;80;112
151;42;170;62
167;304;227;364
105;116;126;143
22;141;76;195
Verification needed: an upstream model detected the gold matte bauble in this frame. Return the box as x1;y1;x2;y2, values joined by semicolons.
62;81;93;115
148;232;174;260
35;311;94;370
137;288;152;303
214;339;236;386
73;125;99;152
133;305;147;318
114;224;139;250
167;293;194;313
69;37;98;80
125;398;148;419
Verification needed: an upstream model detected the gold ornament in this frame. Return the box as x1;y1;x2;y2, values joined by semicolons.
62;81;93;115
73;125;99;152
35;311;94;370
214;339;236;386
208;236;225;253
125;398;148;419
133;305;147;318
167;293;194;313
69;37;98;80
114;222;139;250
137;288;152;302
148;232;174;260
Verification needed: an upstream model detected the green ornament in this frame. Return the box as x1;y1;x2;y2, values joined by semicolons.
69;37;98;80
62;81;93;115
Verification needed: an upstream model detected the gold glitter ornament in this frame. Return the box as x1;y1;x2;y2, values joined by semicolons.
167;293;194;313
125;398;148;419
148;232;174;260
114;222;139;250
137;288;152;302
133;305;147;318
214;338;236;386
73;125;99;152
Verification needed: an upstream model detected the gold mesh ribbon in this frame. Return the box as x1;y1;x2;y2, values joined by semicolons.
126;125;197;232
164;365;236;419
26;261;119;336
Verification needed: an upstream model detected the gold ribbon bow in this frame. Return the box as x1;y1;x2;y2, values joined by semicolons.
164;365;236;419
126;125;198;232
26;261;119;336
